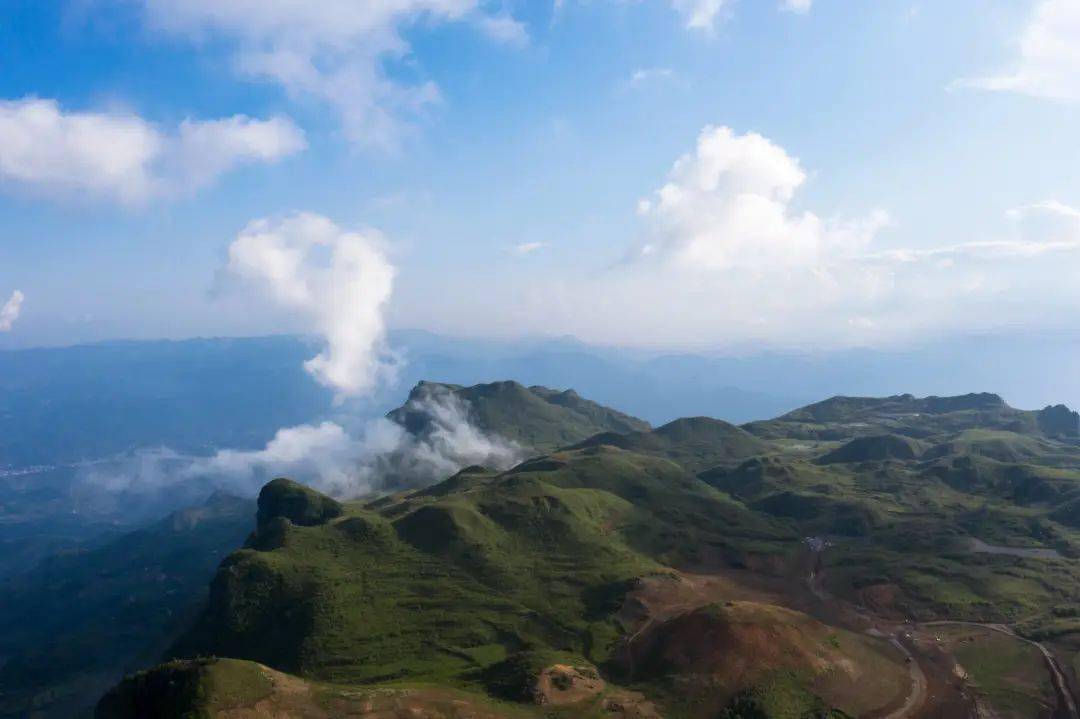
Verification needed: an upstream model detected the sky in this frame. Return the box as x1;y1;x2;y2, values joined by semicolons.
1;0;1079;357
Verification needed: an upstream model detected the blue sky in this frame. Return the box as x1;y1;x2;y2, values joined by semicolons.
1;0;1078;356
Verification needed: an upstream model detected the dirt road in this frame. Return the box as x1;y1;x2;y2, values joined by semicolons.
925;621;1079;719
807;546;929;718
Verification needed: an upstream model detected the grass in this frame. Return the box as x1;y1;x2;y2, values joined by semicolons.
173;453;775;688
105;386;1080;718
945;628;1054;718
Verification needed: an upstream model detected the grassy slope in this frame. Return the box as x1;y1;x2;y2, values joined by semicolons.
172;452;792;688
103;390;1080;717
938;626;1055;718
572;417;769;473
98;657;585;719
389;380;651;454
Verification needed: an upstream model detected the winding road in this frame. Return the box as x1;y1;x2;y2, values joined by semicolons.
806;549;929;718
805;544;1080;719
925;621;1079;719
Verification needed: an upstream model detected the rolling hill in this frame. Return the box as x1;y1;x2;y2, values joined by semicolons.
73;385;1080;717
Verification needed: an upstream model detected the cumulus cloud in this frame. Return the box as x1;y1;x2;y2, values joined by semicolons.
0;290;23;331
633;125;888;271
0;98;305;203
133;0;526;149
614;127;1080;343
414;126;1080;347
225;213;397;399
954;0;1080;101
79;386;523;501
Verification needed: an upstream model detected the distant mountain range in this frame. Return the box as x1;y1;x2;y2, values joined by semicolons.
4;329;1080;470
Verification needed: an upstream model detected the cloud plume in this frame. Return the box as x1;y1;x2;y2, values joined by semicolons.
0;97;305;203
78;386;524;504
225;213;397;399
0;290;23;331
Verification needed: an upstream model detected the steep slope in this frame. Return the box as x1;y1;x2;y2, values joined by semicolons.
170;458;790;685
0;493;255;719
388;380;650;453
115;459;921;717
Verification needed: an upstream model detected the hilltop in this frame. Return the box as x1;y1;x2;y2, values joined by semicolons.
745;391;1079;441
387;380;651;454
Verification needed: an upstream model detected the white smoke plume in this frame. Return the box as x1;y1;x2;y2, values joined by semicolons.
78;388;524;504
365;383;524;492
75;213;522;511
0;290;24;331
225;213;397;399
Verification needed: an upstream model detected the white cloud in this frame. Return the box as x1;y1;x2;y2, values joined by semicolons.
670;0;728;31
171;114;308;190
191;421;361;493
634;125;887;271
413;126;1080;348
513;241;548;255
476;13;530;46
625;67;676;89
0;97;305;203
954;0;1080;101
617;128;1080;344
780;0;812;14
80;387;523;500
0;290;23;332
133;0;526;149
225;213;397;399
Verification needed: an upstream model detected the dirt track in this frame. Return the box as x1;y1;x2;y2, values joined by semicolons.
924;621;1080;719
808;542;1078;719
807;548;930;718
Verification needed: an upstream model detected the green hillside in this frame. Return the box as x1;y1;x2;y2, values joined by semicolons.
96;388;1080;718
572;417;768;472
387;380;651;454
745;392;1079;441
